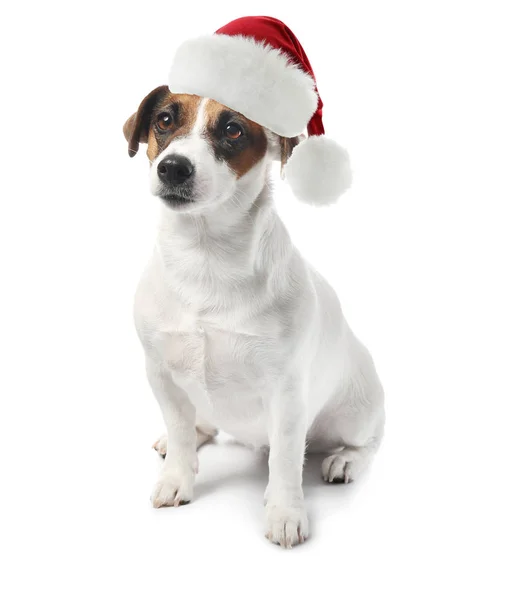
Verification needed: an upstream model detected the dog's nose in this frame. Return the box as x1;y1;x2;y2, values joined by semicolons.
157;155;194;185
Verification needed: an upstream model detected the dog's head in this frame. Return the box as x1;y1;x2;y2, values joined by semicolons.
123;86;298;213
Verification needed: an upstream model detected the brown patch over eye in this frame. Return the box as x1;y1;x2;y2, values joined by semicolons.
145;94;202;162
204;99;267;179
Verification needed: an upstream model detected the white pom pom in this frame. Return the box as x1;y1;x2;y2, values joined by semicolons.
284;136;352;205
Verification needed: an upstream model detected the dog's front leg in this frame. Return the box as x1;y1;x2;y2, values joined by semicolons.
264;381;309;548
146;359;197;508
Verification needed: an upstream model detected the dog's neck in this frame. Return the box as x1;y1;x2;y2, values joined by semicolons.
160;182;270;242
155;172;290;315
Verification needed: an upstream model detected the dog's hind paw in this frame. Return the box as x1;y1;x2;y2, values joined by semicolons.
321;453;353;483
153;426;217;459
152;434;167;458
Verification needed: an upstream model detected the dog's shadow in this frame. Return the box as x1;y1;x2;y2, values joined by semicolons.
182;436;370;521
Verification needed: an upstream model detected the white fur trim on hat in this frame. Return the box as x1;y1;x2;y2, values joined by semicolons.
284;136;352;205
168;34;318;137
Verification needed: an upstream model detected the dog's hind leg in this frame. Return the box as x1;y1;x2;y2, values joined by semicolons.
321;437;381;483
153;419;218;458
310;353;385;484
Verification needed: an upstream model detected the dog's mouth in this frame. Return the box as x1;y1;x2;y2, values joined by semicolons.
159;192;194;208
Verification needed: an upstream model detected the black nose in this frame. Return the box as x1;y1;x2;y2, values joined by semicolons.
157;155;194;185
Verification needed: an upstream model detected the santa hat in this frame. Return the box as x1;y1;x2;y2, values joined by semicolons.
168;16;352;206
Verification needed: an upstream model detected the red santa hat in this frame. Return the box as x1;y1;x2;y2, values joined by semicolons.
168;16;352;206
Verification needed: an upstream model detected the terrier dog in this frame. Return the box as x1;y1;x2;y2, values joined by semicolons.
124;86;385;548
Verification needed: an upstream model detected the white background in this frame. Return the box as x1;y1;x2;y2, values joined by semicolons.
1;0;519;598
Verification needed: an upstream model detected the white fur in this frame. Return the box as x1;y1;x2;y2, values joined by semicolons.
168;35;318;137
285;135;353;205
134;101;384;547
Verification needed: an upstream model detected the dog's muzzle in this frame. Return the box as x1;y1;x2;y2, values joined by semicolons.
157;154;195;206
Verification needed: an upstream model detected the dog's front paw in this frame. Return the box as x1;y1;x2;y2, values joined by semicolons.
151;468;194;508
264;502;309;548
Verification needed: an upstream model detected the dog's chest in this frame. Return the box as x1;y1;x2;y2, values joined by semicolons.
147;311;275;397
147;314;275;441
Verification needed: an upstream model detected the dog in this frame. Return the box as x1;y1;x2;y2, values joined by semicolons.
123;86;385;548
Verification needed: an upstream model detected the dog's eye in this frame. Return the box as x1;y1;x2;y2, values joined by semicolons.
157;113;174;131
225;123;243;139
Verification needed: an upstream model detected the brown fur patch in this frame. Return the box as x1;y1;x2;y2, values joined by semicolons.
203;99;226;129
146;94;201;161
123;86;169;157
280;136;300;172
146;131;160;162
204;99;268;179
124;90;268;177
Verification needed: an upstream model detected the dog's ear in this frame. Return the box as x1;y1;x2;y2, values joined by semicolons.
279;136;301;174
123;85;169;157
